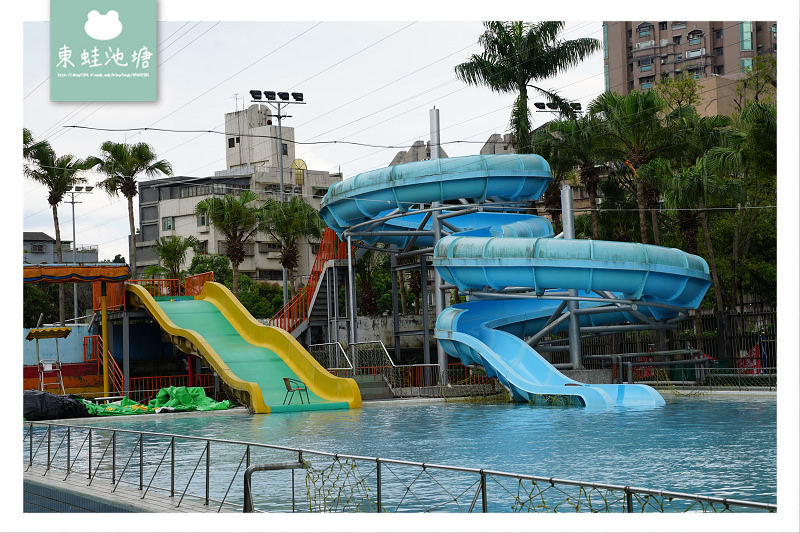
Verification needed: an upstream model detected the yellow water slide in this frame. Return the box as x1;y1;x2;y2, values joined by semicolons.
125;282;361;413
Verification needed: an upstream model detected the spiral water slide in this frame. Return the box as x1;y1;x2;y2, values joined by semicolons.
320;154;711;408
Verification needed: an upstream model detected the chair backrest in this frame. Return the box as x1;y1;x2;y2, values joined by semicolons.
283;377;292;391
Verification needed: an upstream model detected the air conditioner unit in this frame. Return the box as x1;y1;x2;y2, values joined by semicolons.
660;39;668;46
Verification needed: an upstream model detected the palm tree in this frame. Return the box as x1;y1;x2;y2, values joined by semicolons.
25;132;88;325
259;196;326;303
702;101;776;309
194;191;262;296
538;115;604;239
455;21;601;154
142;235;201;280
588;90;672;244
86;141;172;271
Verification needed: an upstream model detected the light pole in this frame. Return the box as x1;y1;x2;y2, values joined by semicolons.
248;90;305;202
248;90;305;306
65;185;94;322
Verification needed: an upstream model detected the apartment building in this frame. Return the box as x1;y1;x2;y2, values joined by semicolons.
603;21;777;116
23;231;99;264
134;104;342;281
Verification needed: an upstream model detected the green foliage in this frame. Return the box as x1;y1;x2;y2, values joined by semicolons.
23;283;59;328
456;21;601;153
188;254;233;286
232;274;284;319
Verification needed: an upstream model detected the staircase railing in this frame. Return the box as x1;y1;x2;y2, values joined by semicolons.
83;335;124;395
269;228;353;333
92;271;215;312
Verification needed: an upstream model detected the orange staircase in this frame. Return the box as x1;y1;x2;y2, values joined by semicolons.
269;228;353;333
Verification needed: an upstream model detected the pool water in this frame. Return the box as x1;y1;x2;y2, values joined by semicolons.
88;395;777;504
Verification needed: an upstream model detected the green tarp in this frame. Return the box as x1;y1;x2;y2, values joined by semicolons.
81;386;231;416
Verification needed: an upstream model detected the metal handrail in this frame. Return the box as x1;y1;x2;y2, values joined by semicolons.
23;421;777;514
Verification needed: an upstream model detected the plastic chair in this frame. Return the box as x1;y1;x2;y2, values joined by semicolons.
283;377;310;405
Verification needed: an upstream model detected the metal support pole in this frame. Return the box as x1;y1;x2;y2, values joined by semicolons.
430;108;447;384
390;252;401;362
347;236;358;366
101;282;109;394
122;313;130;397
420;257;430;367
561;183;583;370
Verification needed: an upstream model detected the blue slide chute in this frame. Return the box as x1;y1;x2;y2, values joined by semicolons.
320;154;711;407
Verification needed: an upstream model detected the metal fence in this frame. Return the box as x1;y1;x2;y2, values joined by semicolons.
23;421;776;514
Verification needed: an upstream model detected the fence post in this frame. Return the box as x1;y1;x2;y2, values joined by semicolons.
87;428;92;479
716;311;728;364
481;471;488;513
206;440;210;505
139;434;144;491
170;436;175;497
625;488;633;512
376;459;382;512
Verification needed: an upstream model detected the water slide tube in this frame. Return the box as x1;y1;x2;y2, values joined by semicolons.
125;282;361;413
320;154;711;408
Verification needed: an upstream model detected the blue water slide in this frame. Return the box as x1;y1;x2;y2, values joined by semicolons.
320;154;711;408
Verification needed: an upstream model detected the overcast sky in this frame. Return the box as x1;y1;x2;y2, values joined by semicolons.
20;16;609;261
15;3;798;266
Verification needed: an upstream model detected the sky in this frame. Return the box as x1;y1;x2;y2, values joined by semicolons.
9;2;800;532
19;15;608;262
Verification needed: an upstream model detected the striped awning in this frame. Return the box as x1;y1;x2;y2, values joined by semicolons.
23;264;131;284
26;327;72;340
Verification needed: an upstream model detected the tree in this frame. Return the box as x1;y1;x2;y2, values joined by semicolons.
588;90;671;244
653;72;702;113
259;196;325;303
86;141;172;271
25;130;88;325
702;101;777;308
188;253;232;286
194;191;261;296
142;235;200;280
537;115;604;239
455;21;601;154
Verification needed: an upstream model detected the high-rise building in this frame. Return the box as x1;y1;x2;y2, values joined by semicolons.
602;21;777;116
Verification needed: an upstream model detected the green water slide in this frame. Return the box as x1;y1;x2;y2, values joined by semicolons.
125;282;361;414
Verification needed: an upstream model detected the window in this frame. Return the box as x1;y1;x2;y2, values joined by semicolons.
641;65;652;72
714;47;724;56
672;35;682;45
197;212;208;227
740;58;753;72
228;138;235;149
281;143;288;156
714;29;723;39
685;48;704;59
31;243;45;253
258;242;281;253
639;57;653;66
659;22;667;31
671;22;686;31
257;269;282;281
687;30;703;45
162;217;174;231
713;65;725;75
244;243;255;256
196;240;208;254
740;21;753;51
603;24;609;59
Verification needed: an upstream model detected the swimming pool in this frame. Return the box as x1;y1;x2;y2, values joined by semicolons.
78;395;777;506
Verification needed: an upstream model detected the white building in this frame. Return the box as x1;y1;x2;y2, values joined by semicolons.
135;105;342;282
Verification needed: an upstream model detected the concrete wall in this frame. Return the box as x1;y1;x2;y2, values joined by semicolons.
23;325;91;365
336;315;434;349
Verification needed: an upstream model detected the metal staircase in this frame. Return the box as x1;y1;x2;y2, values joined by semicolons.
269;228;357;337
